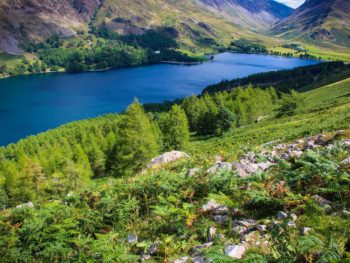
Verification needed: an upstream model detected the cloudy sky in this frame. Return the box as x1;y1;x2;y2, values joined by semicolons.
275;0;305;8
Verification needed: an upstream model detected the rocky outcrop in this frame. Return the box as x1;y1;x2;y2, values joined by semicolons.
224;245;246;259
147;151;189;169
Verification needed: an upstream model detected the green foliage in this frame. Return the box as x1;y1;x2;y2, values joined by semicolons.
204;62;350;94
111;100;159;176
159;105;190;150
277;90;305;117
230;38;268;53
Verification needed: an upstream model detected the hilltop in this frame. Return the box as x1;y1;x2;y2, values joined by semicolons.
272;0;350;48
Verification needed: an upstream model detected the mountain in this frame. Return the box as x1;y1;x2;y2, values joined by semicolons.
199;0;293;30
272;0;350;48
0;0;101;54
0;0;292;54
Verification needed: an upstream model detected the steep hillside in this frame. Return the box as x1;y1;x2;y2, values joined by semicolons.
0;0;102;54
200;0;293;30
272;0;350;48
0;0;293;54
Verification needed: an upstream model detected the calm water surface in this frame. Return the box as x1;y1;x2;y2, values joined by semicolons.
0;53;319;146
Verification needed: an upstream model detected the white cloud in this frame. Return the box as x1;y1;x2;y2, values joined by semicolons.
274;0;305;9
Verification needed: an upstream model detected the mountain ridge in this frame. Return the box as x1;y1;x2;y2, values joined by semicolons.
0;0;293;54
272;0;350;48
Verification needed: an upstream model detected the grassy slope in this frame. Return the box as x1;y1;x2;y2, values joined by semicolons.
188;77;350;161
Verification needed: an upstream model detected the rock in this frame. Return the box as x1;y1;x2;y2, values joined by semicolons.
277;211;288;219
257;162;274;171
127;234;138;244
241;231;260;243
207;162;232;174
208;227;217;242
147;151;189;169
311;195;333;208
201;200;228;215
232;225;248;235
233;219;257;228
224;245;246;259
315;135;327;146
305;140;316;150
289;150;304;158
16;202;34;209
290;214;298;221
301;227;312;235
213;215;229;225
190;242;213;256
232;162;249;177
340;157;350;165
256;225;267;232
191;256;209;263
287;221;296;228
342;140;350;146
148;243;159;255
140;253;151;261
188;168;200;177
174;257;189;263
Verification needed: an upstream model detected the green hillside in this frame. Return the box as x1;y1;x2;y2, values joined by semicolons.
0;74;349;262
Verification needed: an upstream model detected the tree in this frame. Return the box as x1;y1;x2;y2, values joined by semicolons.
277;90;305;117
159;105;190;150
111;100;159;176
215;105;236;135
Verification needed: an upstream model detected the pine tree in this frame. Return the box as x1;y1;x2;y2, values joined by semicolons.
215;105;236;135
159;105;190;150
111;99;159;176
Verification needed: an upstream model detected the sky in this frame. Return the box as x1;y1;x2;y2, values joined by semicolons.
275;0;305;8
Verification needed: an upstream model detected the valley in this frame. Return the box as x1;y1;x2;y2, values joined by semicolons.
0;1;350;262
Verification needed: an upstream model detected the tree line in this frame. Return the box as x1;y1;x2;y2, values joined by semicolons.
204;62;350;93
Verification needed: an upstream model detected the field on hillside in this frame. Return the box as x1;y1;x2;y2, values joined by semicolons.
189;78;350;160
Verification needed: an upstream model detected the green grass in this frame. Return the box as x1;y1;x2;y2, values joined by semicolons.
0;53;22;68
188;78;350;161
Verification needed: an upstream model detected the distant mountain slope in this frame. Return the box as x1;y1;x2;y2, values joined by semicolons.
200;0;293;30
0;0;292;54
272;0;350;48
0;0;101;54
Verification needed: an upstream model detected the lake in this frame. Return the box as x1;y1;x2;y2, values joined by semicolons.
0;52;319;146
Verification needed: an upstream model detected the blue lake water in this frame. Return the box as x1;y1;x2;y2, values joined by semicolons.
0;52;319;146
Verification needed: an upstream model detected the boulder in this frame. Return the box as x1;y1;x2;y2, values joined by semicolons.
147;151;189;169
232;225;247;235
311;195;333;208
16;202;34;209
188;168;200;177
290;214;297;221
127;234;138;244
233;219;257;228
256;225;267;232
174;257;189;263
213;215;229;225
340;157;350;166
208;227;217;242
224;245;246;259
201;200;228;215
301;227;312;235
148;242;159;255
277;211;288;219
190;242;213;256
191;256;209;263
206;162;232;174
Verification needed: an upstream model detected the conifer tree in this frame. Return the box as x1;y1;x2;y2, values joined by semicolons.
215;105;236;135
112;99;159;176
159;105;190;150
